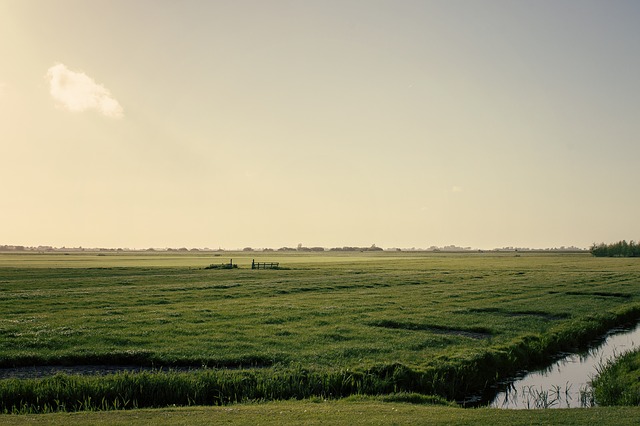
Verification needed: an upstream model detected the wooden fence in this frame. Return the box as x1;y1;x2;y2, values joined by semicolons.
251;259;279;270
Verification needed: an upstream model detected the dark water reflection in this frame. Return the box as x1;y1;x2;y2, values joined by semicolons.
0;365;194;380
490;322;640;409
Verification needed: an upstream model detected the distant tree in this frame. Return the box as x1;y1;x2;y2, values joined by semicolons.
590;240;640;257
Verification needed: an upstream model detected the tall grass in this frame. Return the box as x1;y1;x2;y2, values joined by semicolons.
0;367;400;413
591;348;640;406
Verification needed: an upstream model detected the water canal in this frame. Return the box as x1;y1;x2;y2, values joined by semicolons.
489;322;640;409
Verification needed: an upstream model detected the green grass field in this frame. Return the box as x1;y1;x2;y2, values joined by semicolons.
0;251;639;420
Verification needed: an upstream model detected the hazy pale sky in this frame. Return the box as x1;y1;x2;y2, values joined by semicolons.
1;0;639;249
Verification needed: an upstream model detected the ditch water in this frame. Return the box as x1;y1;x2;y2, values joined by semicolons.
486;322;640;409
0;365;194;380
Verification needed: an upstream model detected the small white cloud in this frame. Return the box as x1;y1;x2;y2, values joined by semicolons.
46;63;123;118
452;186;463;193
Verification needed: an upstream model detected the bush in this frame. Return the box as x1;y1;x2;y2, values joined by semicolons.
204;263;237;270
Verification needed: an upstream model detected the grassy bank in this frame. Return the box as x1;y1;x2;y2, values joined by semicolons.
592;348;640;406
1;252;639;411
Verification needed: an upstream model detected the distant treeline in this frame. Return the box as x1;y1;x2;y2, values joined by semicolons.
251;245;384;252
329;245;384;252
590;240;640;257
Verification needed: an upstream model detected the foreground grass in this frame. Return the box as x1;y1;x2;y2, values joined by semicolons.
1;252;639;410
592;348;640;406
1;400;639;426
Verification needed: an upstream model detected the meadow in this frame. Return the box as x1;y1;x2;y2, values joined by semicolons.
0;251;639;419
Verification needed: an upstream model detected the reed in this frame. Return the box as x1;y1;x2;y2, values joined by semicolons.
591;348;640;406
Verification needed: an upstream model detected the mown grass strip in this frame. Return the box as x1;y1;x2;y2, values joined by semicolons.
1;400;639;425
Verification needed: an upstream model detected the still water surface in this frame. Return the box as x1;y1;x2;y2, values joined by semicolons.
490;322;640;409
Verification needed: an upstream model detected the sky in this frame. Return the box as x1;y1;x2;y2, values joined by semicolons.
1;0;639;250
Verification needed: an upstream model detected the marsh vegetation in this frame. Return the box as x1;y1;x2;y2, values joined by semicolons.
591;347;640;406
